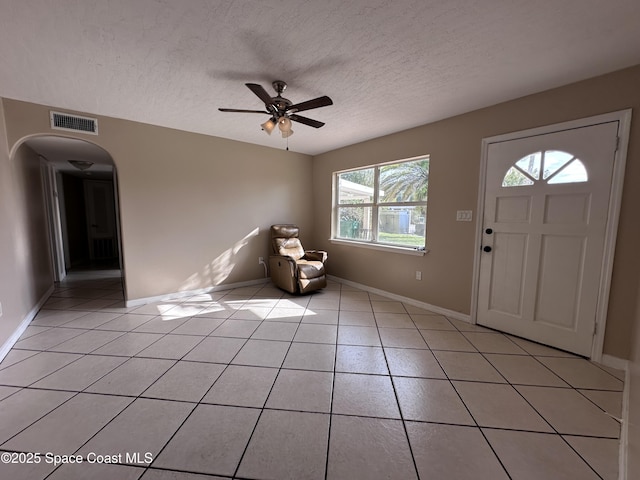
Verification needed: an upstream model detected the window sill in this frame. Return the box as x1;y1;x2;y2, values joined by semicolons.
329;238;428;256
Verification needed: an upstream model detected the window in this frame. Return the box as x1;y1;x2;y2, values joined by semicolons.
333;156;429;250
502;150;588;187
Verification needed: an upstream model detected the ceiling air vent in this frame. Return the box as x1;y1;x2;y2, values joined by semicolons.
50;111;98;135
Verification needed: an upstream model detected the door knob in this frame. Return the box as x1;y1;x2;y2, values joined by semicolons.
485;228;493;234
483;246;492;253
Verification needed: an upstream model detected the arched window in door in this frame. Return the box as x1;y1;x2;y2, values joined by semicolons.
502;150;588;187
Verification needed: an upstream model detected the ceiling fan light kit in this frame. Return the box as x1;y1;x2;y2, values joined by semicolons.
219;80;333;141
277;116;293;137
261;118;276;135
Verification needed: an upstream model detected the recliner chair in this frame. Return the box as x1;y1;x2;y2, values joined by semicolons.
269;224;328;294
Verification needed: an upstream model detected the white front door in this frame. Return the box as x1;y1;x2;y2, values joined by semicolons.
477;121;619;356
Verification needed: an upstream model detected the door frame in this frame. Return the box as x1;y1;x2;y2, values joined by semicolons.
470;110;632;361
40;158;66;282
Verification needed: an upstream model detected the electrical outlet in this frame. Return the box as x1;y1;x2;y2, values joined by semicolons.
415;271;422;280
258;257;264;265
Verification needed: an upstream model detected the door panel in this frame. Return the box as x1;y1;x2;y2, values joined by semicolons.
495;196;531;223
543;193;590;225
535;235;584;329
488;233;528;316
477;122;618;356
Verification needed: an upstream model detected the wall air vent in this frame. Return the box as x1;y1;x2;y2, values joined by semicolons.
50;111;98;135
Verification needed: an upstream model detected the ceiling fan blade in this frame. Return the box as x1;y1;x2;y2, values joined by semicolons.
218;108;269;114
245;83;274;105
288;95;333;113
289;114;325;128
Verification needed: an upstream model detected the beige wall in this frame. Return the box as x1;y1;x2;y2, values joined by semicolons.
2;98;313;302
0;99;53;348
312;65;640;359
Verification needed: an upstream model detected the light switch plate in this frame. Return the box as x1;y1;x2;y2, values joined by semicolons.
456;210;473;222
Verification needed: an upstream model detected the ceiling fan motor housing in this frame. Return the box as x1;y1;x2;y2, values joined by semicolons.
269;81;292;115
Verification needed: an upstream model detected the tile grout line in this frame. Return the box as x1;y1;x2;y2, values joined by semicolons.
24;284;194;476
373;298;421;480
231;292;307;479
427;333;514;479
528;354;625;414
56;284;278;478
323;283;343;480
413;307;534;436
475;348;609;478
18;293;284;477
172;293;281;412
0;278;188;478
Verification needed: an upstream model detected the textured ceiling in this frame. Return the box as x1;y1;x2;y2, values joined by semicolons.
1;0;640;156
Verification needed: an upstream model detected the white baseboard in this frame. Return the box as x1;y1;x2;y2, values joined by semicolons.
620;364;631;480
327;275;471;322
596;354;630;480
0;285;55;363
601;354;629;372
126;278;271;308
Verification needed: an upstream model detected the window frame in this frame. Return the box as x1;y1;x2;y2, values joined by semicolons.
501;150;589;187
331;155;429;255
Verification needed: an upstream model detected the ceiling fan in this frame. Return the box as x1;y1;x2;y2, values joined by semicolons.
218;81;333;138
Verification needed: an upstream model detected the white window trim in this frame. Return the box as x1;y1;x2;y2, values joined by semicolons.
331;155;429;251
330;238;428;256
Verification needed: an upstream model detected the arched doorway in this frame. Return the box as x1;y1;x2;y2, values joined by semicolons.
14;135;124;291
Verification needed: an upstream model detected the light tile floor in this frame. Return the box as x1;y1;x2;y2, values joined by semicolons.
0;270;625;480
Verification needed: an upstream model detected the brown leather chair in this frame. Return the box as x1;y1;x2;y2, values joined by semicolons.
269;225;327;294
